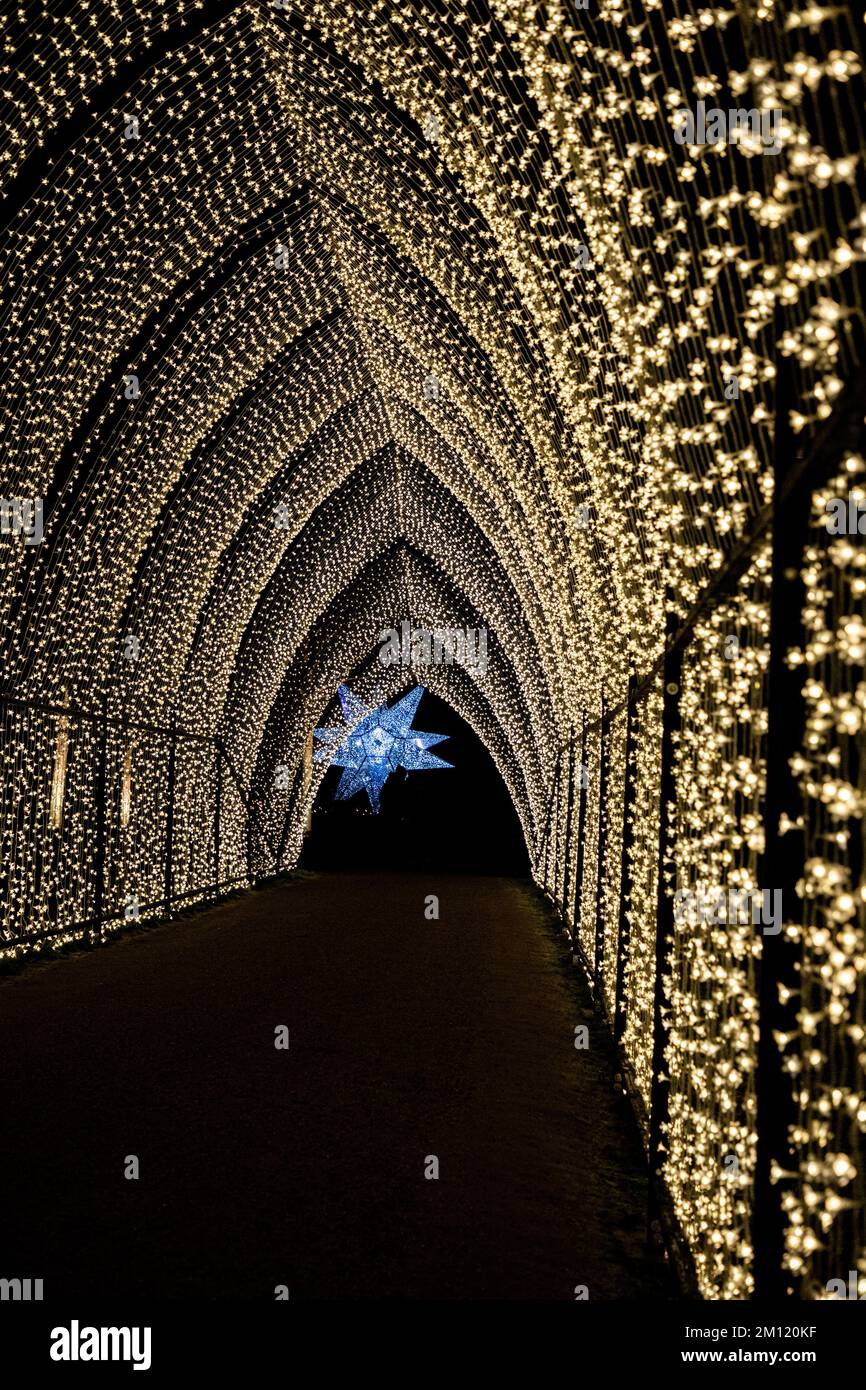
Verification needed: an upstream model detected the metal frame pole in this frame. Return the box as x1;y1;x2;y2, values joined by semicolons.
753;355;807;1299
614;676;638;1042
594;695;609;992
90;697;110;946
572;710;589;944
164;713;177;915
214;741;222;887
649;602;683;1195
562;726;576;931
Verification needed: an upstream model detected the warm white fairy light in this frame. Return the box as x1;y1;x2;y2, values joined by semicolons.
666;548;771;1300
782;467;866;1296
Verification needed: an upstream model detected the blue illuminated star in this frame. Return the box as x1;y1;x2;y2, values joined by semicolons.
314;685;452;812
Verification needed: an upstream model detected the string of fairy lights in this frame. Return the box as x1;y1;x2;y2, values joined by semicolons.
787;460;866;1297
0;0;864;1300
666;547;771;1299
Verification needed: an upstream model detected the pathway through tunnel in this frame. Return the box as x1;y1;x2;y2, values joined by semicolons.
0;873;673;1300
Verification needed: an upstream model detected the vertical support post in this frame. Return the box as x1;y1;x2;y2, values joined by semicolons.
246;782;254;883
560;746;568;905
562;746;572;912
562;726;576;932
753;355;806;1300
214;740;222;889
614;676;639;1043
572;710;589;951
164;713;177;916
91;697;110;947
550;750;562;907
594;696;609;993
277;756;305;873
541;781;552;892
542;748;561;898
649;602;683;1200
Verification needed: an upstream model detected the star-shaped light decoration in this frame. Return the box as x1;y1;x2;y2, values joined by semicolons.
314;685;452;812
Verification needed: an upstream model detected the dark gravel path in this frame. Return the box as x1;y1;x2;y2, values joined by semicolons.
0;873;673;1300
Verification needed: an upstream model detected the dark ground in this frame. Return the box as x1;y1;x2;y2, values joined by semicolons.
0;873;674;1300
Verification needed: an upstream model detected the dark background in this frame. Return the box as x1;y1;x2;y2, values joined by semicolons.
301;686;530;875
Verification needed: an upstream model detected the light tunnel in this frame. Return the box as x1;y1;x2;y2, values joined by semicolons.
1;0;866;1310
